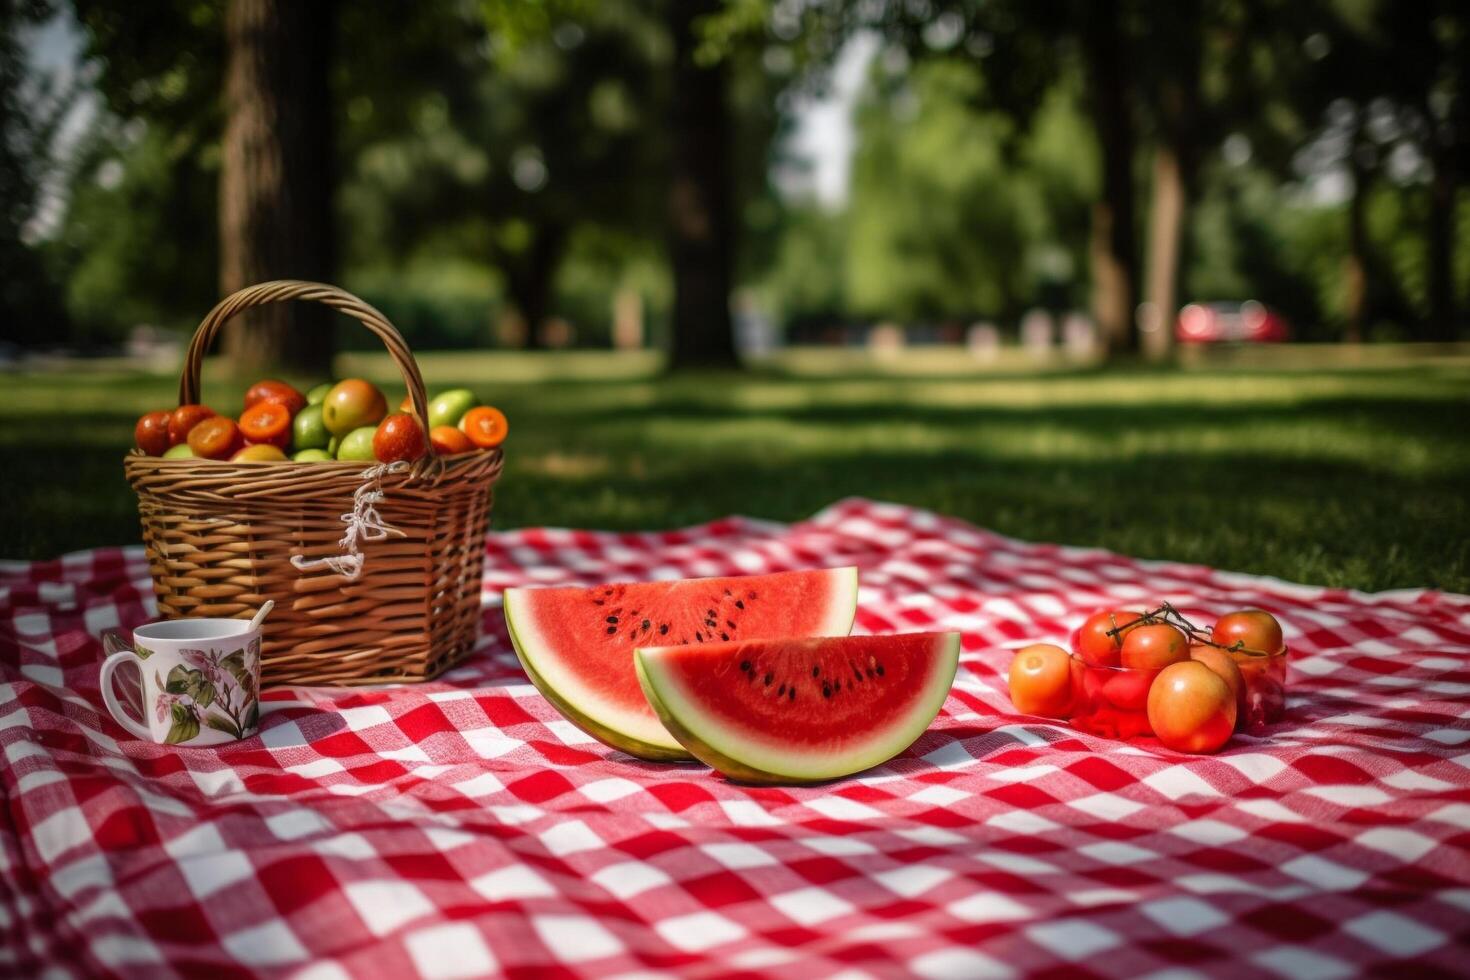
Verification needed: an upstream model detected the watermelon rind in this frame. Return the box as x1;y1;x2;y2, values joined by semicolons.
634;632;960;784
503;567;860;762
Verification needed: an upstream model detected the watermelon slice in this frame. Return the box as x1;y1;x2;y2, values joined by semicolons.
503;567;859;760
635;632;959;783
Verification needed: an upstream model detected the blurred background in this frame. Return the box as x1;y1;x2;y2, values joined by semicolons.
2;0;1467;592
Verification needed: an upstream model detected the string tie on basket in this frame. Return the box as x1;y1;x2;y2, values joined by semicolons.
290;461;409;581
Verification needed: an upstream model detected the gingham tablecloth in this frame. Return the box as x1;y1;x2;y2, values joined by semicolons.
2;499;1468;978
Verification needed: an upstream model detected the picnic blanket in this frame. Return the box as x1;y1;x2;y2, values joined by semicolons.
2;498;1468;978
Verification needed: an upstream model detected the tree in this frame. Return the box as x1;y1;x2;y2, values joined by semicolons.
666;0;738;368
218;0;335;375
1;0;70;347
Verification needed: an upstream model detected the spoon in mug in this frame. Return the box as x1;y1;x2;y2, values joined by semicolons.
247;599;274;633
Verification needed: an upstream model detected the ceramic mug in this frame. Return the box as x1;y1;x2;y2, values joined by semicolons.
101;619;261;745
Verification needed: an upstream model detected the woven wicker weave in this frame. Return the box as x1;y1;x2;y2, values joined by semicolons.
123;281;503;686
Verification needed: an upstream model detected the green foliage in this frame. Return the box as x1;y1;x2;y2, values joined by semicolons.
840;60;1093;322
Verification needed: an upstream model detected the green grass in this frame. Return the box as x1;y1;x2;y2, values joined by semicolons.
4;347;1468;593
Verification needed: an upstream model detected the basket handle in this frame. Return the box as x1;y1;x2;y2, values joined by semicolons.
178;280;434;458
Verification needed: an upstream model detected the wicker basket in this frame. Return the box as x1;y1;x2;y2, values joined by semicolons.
124;280;504;687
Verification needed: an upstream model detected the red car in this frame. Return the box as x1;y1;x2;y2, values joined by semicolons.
1176;301;1289;344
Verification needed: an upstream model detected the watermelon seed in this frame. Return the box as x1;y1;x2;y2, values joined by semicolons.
877;665;885;676
735;601;744;609
642;619;650;631
707;609;715;618
607;616;618;624
777;683;786;695
811;666;820;677
822;684;831;698
593;599;604;606
660;624;669;635
789;689;795;702
854;668;863;682
606;627;616;635
720;632;730;641
740;660;751;672
695;632;703;642
764;672;773;686
747;591;757;599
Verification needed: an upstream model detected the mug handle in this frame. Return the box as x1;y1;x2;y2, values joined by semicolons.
100;648;152;740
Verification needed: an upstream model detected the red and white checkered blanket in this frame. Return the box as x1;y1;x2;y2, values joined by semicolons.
2;499;1468;978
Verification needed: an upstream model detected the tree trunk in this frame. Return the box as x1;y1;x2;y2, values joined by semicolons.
503;226;566;350
1344;129;1369;344
666;0;738;369
1425;150;1457;342
219;0;335;378
1142;146;1184;362
1082;0;1138;357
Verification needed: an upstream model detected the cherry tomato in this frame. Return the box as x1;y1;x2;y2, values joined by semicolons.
372;413;427;463
167;404;216;446
1188;645;1246;720
459;405;509;449
231;444;288;462
1007;643;1075;718
1212;610;1284;656
1147;660;1237;753
244;379;306;416
239;400;293;448
429;425;474;456
1074;609;1143;668
1102;669;1156;712
187;416;244;460
134;411;172;456
322;379;388;437
1121;623;1190;670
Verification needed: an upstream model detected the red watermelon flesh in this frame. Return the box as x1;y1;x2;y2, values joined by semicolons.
503;567;858;759
635;632;959;783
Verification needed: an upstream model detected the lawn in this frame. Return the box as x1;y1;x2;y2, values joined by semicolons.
4;347;1468;594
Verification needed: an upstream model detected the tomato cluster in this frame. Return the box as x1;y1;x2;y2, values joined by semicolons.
133;379;509;464
1007;604;1287;754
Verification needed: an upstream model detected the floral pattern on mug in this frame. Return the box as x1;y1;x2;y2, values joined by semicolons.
154;642;259;744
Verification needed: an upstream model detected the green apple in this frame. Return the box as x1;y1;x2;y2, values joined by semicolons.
327;435;340;457
336;426;378;461
306;382;333;405
292;448;334;462
162;443;195;459
427;388;479;429
292;403;331;451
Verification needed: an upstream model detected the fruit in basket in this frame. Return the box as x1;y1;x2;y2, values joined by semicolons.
306;382;333;405
460;405;509;448
167;404;216;446
503;567;859;760
239;400;293;449
428;389;479;428
1211;610;1284;656
336;426;378;462
1074;609;1142;668
322;379;388;437
373;413;426;463
187;416;244;460
1121;623;1190;670
232;444;288;462
1007;643;1075;718
162;443;195;459
429;425;474;456
1147;660;1236;753
635;633;959;783
134;410;172;456
292;403;331;451
292;448;333;462
244;379;307;416
1188;645;1246;718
